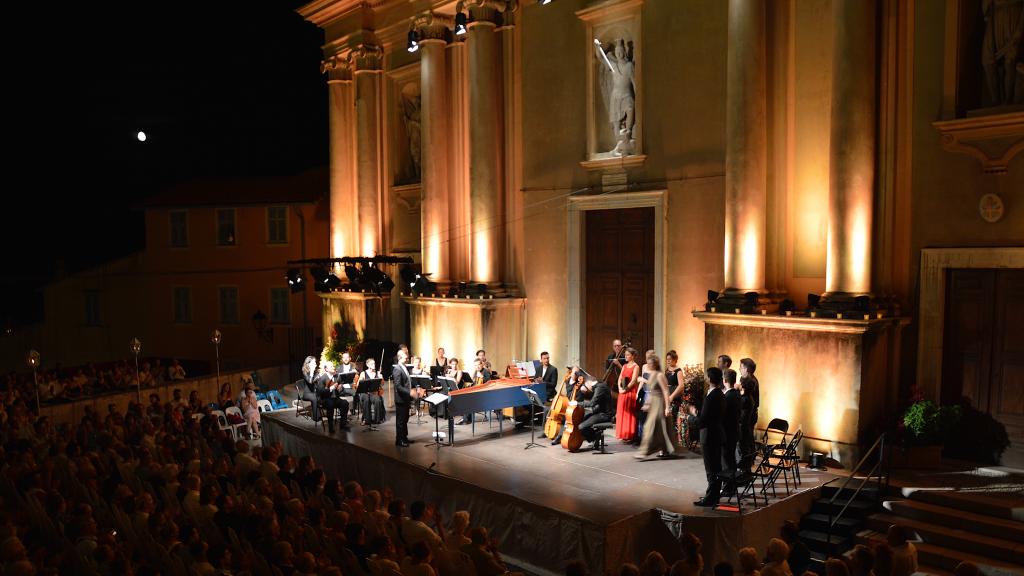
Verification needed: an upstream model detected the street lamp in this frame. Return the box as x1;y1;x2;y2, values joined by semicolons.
130;337;142;405
26;350;40;414
211;329;222;390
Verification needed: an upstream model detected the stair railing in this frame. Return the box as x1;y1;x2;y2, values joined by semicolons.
826;432;889;549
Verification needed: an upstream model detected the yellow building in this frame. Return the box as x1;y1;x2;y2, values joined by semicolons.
5;169;329;373
301;0;1024;466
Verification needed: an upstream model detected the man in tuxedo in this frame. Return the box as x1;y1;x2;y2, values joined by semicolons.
739;358;760;425
721;368;742;488
577;377;614;444
535;351;558;402
691;367;726;507
316;360;349;434
392;349;415;446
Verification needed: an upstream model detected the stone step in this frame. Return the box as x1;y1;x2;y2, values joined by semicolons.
811;496;877;518
885;499;1024;544
821;482;881;502
866;512;1024;566
798;529;853;555
907;489;1024;522
801;513;862;537
858;529;1024;575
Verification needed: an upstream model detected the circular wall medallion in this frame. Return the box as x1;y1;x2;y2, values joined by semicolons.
979;193;1004;223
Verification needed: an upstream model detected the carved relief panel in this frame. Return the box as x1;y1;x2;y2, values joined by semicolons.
387;63;422;253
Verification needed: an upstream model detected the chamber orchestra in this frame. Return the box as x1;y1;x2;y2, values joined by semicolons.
298;339;761;507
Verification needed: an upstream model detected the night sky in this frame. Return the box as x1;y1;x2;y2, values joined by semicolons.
4;1;326;327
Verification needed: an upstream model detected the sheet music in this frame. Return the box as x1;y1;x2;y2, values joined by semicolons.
425;393;450;405
517;361;537;377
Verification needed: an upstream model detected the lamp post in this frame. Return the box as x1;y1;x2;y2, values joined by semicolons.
211;329;222;390
26;350;40;414
131;337;142;405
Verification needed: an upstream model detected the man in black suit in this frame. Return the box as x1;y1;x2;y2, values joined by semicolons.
315;360;349;434
721;368;742;492
392;349;416;446
535;351;559;402
692;367;726;506
578;377;614;444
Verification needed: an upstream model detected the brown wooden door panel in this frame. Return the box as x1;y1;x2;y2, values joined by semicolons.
992;270;1024;426
584;207;654;376
942;269;995;408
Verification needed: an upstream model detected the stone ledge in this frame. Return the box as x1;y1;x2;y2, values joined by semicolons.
692;310;908;335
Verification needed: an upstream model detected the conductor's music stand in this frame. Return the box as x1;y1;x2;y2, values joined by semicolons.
423;392;451;448
521;387;547;450
357;378;382;431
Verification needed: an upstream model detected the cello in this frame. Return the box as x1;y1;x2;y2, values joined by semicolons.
544;365;577;439
560;371;586;452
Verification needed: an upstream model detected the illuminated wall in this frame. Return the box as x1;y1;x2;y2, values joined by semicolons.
408;298;525;372
701;314;903;465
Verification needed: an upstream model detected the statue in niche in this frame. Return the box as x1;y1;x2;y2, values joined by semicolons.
594;38;636;156
981;0;1024;106
400;82;422;181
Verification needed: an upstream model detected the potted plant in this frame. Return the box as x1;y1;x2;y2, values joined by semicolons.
943;397;1010;465
894;391;961;468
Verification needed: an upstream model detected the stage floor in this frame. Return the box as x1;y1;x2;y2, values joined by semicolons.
262;408;837;574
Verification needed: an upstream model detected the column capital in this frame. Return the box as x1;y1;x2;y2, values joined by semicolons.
464;0;516;27
413;12;453;44
351;43;383;72
321;54;352;83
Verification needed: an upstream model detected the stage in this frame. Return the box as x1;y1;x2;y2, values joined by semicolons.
262;408;837;575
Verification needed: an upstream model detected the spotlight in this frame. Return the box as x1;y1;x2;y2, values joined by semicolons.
310;267;328;292
407;29;419;53
454;11;467;35
286;268;305;294
807;293;821;308
324;273;342;290
744;291;759;308
854;295;871;312
779;299;796;314
412;274;436;296
399;265;418;287
539;0;553;4
707;290;720;304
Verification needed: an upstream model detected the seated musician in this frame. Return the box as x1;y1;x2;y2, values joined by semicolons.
457;358;492;425
316;360;350;433
445;358;464;389
339;352;357;375
410;356;425;375
360;357;386;425
475;349;493;376
434;348;448;369
298;356;322;420
576;375;614;445
550;367;586;445
534;351;558;402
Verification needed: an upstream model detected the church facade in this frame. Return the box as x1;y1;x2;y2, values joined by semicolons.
299;0;1024;465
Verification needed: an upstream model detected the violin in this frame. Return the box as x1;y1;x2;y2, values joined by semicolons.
601;337;631;388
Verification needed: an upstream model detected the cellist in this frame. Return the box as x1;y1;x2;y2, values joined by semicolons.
576;374;614;445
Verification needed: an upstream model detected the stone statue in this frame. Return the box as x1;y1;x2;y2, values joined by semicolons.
981;0;1024;106
595;38;636;156
400;83;422;181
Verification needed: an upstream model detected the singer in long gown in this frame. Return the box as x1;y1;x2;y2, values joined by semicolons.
615;349;640;443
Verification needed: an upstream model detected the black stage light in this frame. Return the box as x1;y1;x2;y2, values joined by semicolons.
399;265;418;288
412;274;436;296
744;291;759;308
407;30;419;53
779;299;796;314
539;0;553;4
807;293;821;308
286;268;305;294
854;295;871;312
708;290;720;304
324;273;342;290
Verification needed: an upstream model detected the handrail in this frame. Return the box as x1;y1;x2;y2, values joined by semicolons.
826;432;888;549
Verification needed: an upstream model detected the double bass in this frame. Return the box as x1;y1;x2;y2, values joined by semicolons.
560;370;586;452
544;365;577;439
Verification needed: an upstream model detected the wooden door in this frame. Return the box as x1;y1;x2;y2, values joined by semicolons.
584;207;654;377
942;269;1024;464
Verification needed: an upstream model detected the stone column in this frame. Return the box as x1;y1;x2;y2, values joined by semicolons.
418;20;450;283
447;39;471;282
324;55;357;259
722;0;768;297
824;0;876;299
467;4;504;285
353;44;383;257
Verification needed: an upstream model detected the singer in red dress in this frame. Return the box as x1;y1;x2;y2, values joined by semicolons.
615;348;640;443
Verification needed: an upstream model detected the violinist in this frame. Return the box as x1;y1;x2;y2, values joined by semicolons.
360;357;386;425
316;360;350;434
535;352;558;402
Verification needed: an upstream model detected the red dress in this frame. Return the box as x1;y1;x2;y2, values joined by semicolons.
615;364;638;442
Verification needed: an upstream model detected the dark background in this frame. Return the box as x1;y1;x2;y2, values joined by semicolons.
3;1;326;328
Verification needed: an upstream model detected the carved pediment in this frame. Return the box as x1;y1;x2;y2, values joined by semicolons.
932;112;1024;174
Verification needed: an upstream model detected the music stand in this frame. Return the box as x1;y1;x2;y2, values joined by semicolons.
521;387;547;450
356;378;382;431
423;392;451;448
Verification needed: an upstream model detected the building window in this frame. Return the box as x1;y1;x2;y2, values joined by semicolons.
219;287;239;325
169;210;188;247
268;206;288;244
173;287;192;324
84;290;101;326
217;208;236;246
270;287;290;324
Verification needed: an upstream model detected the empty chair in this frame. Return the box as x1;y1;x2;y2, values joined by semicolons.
224;406;249;440
257;399;273;413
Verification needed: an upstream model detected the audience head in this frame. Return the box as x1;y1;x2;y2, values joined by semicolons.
640;551;667;576
619;563;640;576
850;544;875;575
713;562;734;576
825;559;850;576
766;538;789;563
873;542;893;576
780;519;800;542
469;526;489;546
737;547;759;574
409;541;431;564
953;562;980;576
451;510;470;534
886;524;909;547
409;500;426;521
